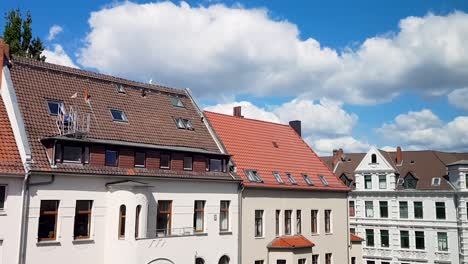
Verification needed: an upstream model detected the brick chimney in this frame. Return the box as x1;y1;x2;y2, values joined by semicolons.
233;106;243;118
332;148;344;168
289;120;301;137
395;146;403;165
0;39;10;86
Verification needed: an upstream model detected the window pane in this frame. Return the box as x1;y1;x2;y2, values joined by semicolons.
365;175;372;189
194;201;205;232
379;175;387;189
273;172;284;184
38;200;59;241
105;150;118;166
74;200;92;239
170;97;184;108
275;210;280;236
220;201;229;231
63;145;82;163
287;173;297;184
415;231;425;249
414;202;423;219
183;156;193;170
400;231;409;248
311;210;318;233
47;101;63;115
380;230;389;247
296;210;302;234
255;210;263;237
366;229;374;247
399;201;408;219
160;154;170;168
436;202;446;219
284;210;292;235
438;232;448;251
303;174;314;185
110;109;127;122
209;159;222;172
157;201;172;236
380;201;388;218
349;201;355;217
365;201;374;217
325;210;332;233
0;186;5;210
135;152;146;167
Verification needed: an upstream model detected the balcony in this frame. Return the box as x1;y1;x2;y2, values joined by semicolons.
140;227;207;239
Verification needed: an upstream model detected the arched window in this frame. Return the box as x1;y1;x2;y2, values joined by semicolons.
218;255;230;264
371;154;377;164
119;205;126;239
135;205;142;238
195;258;205;264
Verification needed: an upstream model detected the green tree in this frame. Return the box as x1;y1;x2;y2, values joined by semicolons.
2;9;45;61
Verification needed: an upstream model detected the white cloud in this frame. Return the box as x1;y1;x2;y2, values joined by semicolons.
378;109;468;151
448;87;468;111
78;2;468;104
204;101;280;123
47;25;63;41
309;136;372;156
43;44;78;68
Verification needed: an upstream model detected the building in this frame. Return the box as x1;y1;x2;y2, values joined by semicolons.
205;107;350;264
322;147;468;264
0;40;240;264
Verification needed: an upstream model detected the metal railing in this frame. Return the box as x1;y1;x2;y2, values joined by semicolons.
143;227;203;239
56;106;90;138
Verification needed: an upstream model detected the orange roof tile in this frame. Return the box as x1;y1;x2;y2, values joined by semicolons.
204;111;349;191
0;98;23;174
268;235;315;249
350;233;364;242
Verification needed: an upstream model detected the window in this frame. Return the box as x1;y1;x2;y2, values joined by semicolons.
380;201;388;218
170;96;184;108
74;200;92;240
47;100;64;116
399;201;408;219
84;146;90;164
38;200;59;241
110;109;128;122
365;201;374;217
340;174;352;187
296;210;302;234
63;145;83;163
397;178;404;186
183;156;193;171
284;210;292;235
351;257;356;264
118;205;126;239
255;210;264;237
319;175;329;186
403;174;418;189
116;84;125;93
380;230;389;247
325;210;332;233
349;201;355;217
415;231;425;249
275;210;280;236
219;255;230;264
371;154;377;163
364;175;372;189
135;152;146;168
438;232;448;251
254;261;264;264
287;173;297;185
311;210;318;234
174;117;193;130
160;154;170;169
466;174;468;188
400;230;409;248
245;170;263;183
350;228;355;234
105;150;118;166
273;172;284;184
312;255;319;264
277;261;286;264
209;158;224;172
325;253;332;264
366;229;374;247
379;175;387;189
194;200;205;232
0;185;5;210
220;201;230;231
196;258;205;264
298;259;306;264
414;201;423;219
135;205;141;238
432;177;441;186
157;201;172;236
436;202;446;220
303;174;314;185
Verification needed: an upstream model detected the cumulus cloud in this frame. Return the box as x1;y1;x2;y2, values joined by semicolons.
47;25;63;41
78;2;468;104
204;101;280;123
310;136;372;156
448;87;468;111
43;44;78;68
378;109;468;151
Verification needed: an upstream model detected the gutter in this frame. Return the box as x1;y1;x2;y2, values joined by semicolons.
238;183;244;264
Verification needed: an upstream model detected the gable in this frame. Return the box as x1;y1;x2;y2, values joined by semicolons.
355;147;395;172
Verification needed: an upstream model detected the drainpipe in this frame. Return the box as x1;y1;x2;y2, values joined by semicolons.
346;194;351;264
238;183;244;264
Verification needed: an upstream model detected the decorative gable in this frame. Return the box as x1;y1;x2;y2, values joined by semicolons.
355;147;395;173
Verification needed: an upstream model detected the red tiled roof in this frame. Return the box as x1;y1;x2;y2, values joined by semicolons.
350;233;364;242
205;111;349;191
268;235;315;249
0;98;23;174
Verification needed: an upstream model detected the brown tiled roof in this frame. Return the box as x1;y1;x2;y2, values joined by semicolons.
0;98;23;174
7;57;233;180
268;235;315;249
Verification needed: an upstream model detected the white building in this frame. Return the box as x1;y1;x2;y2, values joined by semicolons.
323;147;468;264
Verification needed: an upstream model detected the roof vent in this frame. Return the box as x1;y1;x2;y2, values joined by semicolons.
272;141;279;148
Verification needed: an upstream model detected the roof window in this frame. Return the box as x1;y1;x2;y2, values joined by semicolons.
170;97;185;108
245;170;263;183
403;174;418;189
116;84;125;94
432;177;441;186
286;173;297;185
174;117;193;130
302;174;314;186
319;175;329;186
273;172;284;184
110;109;128;122
47;100;64;116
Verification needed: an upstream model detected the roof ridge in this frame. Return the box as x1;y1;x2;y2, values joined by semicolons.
204;110;291;127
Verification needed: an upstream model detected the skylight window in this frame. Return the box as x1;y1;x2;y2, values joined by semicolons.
116;84;125;93
47;100;64;116
319;175;329;186
245;170;263;183
174;117;194;130
286;173;297;185
432;177;441;186
273;172;284;184
170;97;185;108
110;109;128;122
303;174;314;186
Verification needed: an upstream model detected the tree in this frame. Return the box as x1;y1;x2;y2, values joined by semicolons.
2;9;45;61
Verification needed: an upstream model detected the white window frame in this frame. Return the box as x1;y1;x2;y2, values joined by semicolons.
319;175;329;186
0;185;7;212
46;100;64;116
378;175;387;189
365;201;374;218
273;172;284;184
324;209;332;234
255;210;264;238
110;109;128;122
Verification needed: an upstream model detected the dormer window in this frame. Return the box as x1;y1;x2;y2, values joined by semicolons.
432;177;441;186
47;100;64;116
170;97;184;108
397;178;405;186
110;109;128;122
403;173;418;189
273;172;284;184
340;174;352;187
371;154;377;164
105;149;118;166
302;174;314;186
174;117;194;130
286;173;297;185
319;175;329;186
116;84;125;94
245;170;263;183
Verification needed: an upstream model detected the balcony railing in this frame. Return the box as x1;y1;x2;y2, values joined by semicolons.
142;227;204;239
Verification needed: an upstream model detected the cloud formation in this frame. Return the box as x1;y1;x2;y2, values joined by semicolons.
43;44;78;68
47;25;63;41
448;87;468;111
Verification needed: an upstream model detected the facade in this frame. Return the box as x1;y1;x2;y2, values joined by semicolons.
322;147;468;264
205;108;350;264
0;40;240;264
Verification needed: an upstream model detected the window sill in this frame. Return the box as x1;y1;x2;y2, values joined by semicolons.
311;233;320;236
37;241;61;246
0;211;6;216
219;231;232;235
72;238;95;244
325;232;333;235
255;236;265;239
193;232;208;236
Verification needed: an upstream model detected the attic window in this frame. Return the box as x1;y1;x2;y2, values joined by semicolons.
432;177;441;186
403;174;418;189
397;178;405;186
273;172;284;184
116;84;125;94
174;117;194;130
47;100;64;116
319;175;329;186
245;170;263;183
340;174;352;187
110;109;128;122
286;173;297;185
170;97;185;108
371;154;377;164
303;174;314;186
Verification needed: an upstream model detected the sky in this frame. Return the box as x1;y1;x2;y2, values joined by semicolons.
2;0;468;155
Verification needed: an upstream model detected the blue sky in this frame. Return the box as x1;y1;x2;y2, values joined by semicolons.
2;0;468;155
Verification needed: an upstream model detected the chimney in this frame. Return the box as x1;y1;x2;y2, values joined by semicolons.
289;120;301;137
233;106;243;118
396;146;403;165
332;148;344;168
0;39;10;86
